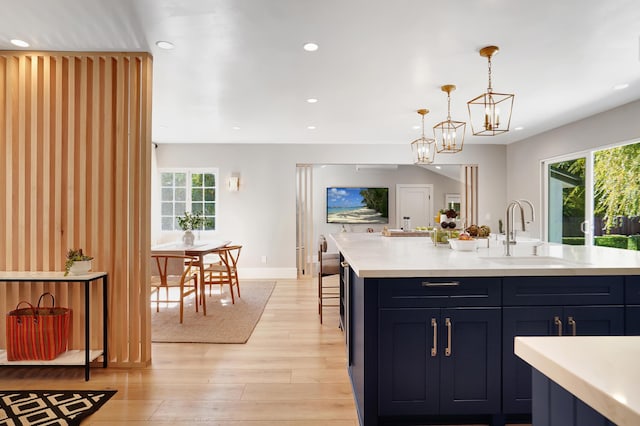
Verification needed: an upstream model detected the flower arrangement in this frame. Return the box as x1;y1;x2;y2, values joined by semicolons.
64;248;94;276
177;211;204;231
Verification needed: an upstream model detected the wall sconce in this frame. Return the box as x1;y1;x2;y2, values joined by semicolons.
227;176;239;192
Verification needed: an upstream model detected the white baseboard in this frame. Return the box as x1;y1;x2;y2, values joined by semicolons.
238;267;298;280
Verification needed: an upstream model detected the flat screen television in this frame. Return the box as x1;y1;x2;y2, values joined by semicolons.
326;187;389;224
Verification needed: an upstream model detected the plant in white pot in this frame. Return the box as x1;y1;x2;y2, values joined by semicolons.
64;248;94;276
177;211;204;246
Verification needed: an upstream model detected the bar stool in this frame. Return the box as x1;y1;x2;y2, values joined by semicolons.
318;235;340;324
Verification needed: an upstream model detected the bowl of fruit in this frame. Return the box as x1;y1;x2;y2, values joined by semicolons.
449;233;479;251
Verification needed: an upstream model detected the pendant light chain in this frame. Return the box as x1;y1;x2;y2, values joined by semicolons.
487;55;493;93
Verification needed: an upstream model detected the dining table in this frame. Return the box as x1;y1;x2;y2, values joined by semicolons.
150;240;231;315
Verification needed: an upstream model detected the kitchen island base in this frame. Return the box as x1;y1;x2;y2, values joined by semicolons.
532;369;615;426
332;232;640;426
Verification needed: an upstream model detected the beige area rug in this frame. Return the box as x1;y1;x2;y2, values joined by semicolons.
151;280;276;344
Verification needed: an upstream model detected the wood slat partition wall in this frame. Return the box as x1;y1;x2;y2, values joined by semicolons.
463;165;479;226
295;164;313;277
0;51;153;367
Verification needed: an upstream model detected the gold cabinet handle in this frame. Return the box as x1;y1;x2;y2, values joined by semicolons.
554;316;563;336
445;318;452;357
431;318;437;357
340;261;349;267
568;316;576;336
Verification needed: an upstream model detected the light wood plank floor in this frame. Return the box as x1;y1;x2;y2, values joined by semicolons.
1;277;357;425
1;276;528;425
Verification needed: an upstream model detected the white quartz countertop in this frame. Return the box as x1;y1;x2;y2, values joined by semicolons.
515;336;640;426
330;232;640;277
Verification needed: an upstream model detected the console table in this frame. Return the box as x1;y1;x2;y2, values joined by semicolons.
0;271;108;381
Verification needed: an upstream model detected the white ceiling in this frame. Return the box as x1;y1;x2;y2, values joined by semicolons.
2;0;640;146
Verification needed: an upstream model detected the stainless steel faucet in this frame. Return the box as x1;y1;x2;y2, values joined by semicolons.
517;199;535;226
505;199;535;256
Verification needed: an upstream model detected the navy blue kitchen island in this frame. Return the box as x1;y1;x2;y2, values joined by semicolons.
331;233;640;426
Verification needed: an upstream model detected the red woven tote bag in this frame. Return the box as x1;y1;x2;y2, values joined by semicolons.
6;292;72;361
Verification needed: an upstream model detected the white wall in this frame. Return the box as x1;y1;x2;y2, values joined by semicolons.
506;99;640;239
155;143;507;278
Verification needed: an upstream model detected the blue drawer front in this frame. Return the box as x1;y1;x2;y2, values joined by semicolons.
378;277;501;308
625;275;640;304
503;276;624;306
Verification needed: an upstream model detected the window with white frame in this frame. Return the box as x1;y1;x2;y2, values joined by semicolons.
160;169;217;231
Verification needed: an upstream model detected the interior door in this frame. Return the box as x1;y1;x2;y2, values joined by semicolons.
546;156;592;245
396;184;434;229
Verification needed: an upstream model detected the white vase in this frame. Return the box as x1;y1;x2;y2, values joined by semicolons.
182;230;195;246
69;260;92;275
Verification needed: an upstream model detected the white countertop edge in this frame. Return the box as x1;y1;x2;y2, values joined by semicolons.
349;266;639;278
515;336;640;426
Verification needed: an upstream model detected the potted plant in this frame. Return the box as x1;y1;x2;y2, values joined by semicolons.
177;211;204;246
64;248;94;276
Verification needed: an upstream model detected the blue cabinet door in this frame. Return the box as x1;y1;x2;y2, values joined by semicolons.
378;308;440;416
563;306;624;336
379;307;501;417
503;306;560;414
503;306;625;414
440;307;501;415
625;306;640;335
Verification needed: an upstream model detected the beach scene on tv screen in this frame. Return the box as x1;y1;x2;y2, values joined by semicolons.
327;187;389;224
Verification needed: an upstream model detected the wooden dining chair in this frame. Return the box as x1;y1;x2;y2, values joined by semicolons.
203;245;242;304
150;253;199;323
318;235;340;324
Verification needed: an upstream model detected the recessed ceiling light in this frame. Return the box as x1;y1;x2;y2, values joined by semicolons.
307;125;317;130
306;98;318;103
156;41;175;50
435;166;442;169
303;42;319;52
613;83;629;91
232;126;241;130
412;125;421;130
10;39;29;48
515;126;524;131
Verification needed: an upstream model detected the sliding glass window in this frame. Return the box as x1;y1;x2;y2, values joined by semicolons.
544;140;640;250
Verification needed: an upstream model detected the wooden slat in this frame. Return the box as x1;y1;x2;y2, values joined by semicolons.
0;56;6;342
0;51;153;367
42;55;51;271
140;55;153;364
463;165;479;226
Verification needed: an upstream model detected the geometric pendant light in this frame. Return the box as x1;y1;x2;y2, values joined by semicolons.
411;109;436;164
434;84;466;153
467;45;514;136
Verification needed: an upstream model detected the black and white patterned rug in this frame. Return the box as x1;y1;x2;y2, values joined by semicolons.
0;390;117;426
